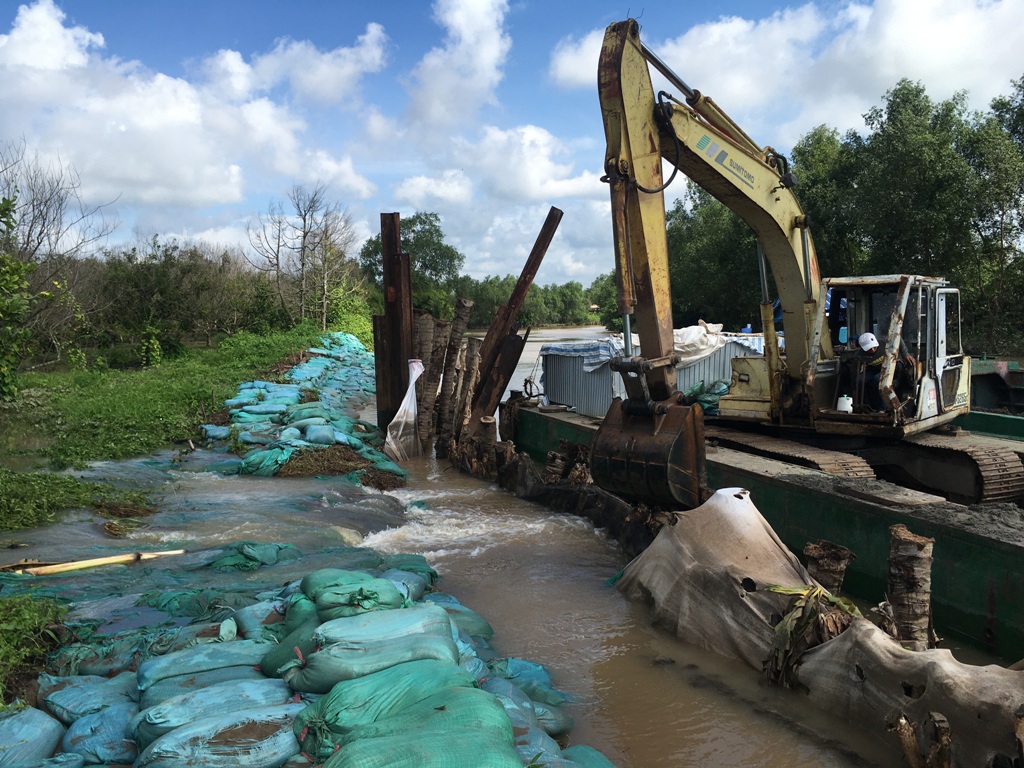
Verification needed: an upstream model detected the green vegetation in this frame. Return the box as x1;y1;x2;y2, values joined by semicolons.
655;76;1024;354
0;594;67;705
4;324;326;470
0;468;151;530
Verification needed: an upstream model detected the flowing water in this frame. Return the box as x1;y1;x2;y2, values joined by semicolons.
0;326;906;767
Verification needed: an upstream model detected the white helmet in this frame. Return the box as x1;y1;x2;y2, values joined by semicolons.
858;332;879;351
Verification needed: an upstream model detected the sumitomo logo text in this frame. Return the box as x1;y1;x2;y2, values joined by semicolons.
697;134;755;189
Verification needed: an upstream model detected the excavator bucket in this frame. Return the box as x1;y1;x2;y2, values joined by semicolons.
590;398;708;509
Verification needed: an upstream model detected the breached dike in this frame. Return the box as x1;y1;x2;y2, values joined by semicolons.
615;487;1024;767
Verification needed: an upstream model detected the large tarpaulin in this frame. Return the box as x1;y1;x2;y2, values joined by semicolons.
616;487;1024;766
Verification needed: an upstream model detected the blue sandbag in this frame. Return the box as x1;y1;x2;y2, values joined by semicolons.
38;671;138;724
130;678;294;748
134;703;305;768
305;425;337;445
61;701;139;765
137;639;271;692
0;706;66;766
242;403;289;415
202;425;232;440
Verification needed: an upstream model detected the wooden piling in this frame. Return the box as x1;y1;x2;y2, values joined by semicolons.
803;540;857;595
435;298;474;458
454;337;482;442
374;213;413;431
888;524;935;651
418;317;450;451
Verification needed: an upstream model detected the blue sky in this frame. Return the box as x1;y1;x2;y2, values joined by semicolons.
0;0;1021;288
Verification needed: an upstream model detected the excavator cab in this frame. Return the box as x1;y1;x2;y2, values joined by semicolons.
807;276;970;437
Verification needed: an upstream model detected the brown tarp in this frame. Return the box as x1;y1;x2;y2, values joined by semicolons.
616;487;1024;766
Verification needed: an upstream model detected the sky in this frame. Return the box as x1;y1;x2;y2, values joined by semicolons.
0;0;1021;289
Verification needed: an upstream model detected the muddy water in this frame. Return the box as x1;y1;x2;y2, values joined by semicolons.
364;457;900;768
0;325;903;766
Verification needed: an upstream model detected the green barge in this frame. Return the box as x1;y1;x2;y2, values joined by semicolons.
511;405;1024;661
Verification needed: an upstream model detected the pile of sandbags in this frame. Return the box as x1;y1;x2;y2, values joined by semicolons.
3;550;616;768
201;332;405;480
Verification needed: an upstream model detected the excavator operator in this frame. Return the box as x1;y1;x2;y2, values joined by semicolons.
856;332;885;410
855;332;918;412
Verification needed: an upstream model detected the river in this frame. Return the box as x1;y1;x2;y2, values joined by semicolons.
0;326;904;767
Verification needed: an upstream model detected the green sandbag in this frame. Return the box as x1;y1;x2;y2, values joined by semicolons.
322;729;522;768
300;569;374;601
561;745;619;768
381;553;439;585
312;603;451;647
314;578;408;621
282;593;319;634
293;659;477;760
207;541;302;571
260;617;321;677
343;687;513;744
281;634;459;694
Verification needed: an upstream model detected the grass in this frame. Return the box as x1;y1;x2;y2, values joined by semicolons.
4;325;326;469
0;468;153;531
0;595;67;706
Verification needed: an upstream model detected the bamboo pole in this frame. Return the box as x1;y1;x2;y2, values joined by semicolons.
3;549;187;576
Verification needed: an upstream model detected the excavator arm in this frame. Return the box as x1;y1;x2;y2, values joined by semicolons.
591;19;824;508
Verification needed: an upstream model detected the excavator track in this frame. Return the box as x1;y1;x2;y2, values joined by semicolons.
703;426;876;480
902;432;1024;504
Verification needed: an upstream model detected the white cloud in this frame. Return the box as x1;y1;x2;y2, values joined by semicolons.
0;0;102;69
548;29;604;89
459;125;601;203
405;0;511;129
395;169;473;207
248;23;388;105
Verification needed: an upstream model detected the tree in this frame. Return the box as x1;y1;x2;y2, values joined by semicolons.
359;212;464;318
850;80;976;277
247;182;361;328
790;125;865;278
665;184;761;331
959;113;1024;350
587;272;622;332
0;195;32;399
0;141;117;365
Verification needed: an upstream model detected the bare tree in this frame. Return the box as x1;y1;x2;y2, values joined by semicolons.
247;182;360;328
0;140;119;363
246;199;296;324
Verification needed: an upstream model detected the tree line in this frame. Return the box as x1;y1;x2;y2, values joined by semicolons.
2;73;1022;400
657;76;1024;354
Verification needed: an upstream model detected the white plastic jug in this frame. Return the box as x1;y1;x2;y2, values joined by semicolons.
837;395;853;414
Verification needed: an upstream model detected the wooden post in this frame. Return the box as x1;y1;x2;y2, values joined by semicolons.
478;416;497;476
888;524;935;651
803;540;857;595
435;298;474;458
413;311;435;429
372;315;391;429
454;337;482;442
374;212;413;431
418;318;450;451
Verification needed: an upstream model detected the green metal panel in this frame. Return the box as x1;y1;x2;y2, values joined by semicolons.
515;407;1024;660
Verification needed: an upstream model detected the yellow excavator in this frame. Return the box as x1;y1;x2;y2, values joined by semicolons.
590;19;1024;507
